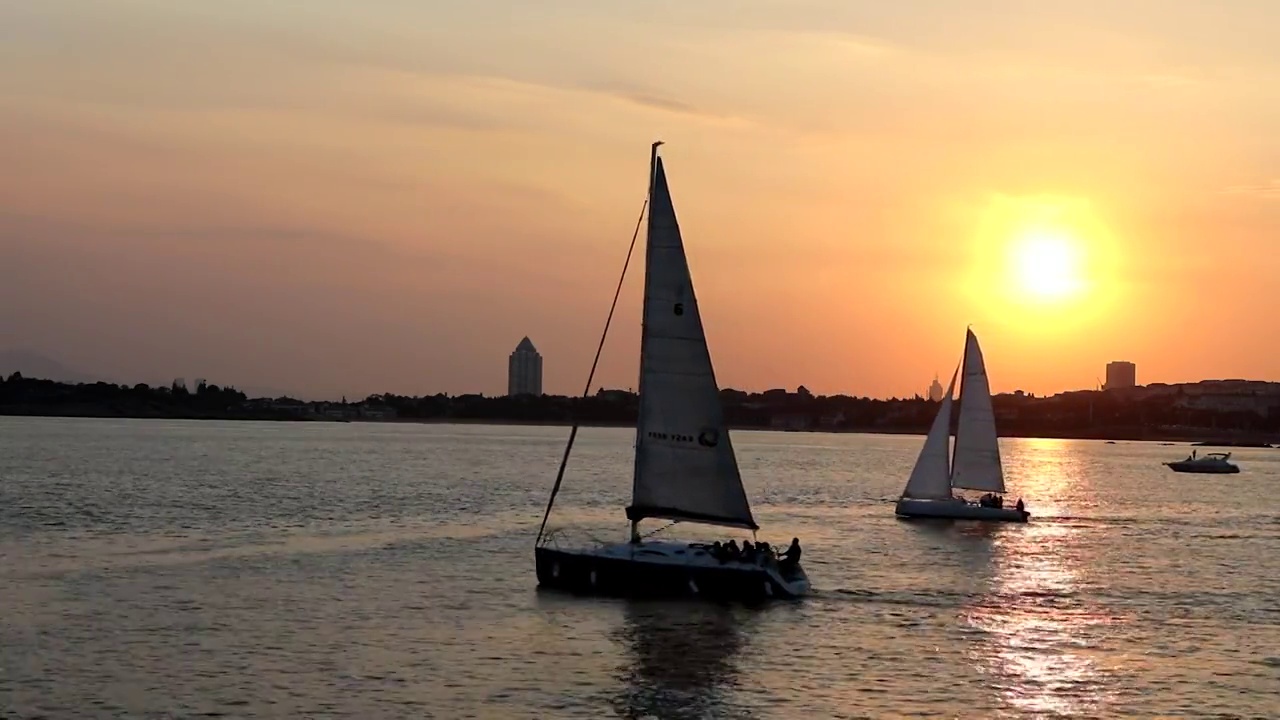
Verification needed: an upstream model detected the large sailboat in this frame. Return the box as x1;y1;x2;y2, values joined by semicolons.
895;328;1030;522
533;143;810;601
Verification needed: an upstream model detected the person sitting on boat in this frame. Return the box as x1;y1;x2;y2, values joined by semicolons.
995;495;1004;509
779;538;802;572
725;539;740;561
756;541;773;565
741;541;756;563
1015;498;1025;513
710;540;725;562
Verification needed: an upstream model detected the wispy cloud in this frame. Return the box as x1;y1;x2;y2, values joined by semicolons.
798;30;900;57
1218;180;1280;199
583;80;748;125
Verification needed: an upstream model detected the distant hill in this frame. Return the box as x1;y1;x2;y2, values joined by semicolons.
0;350;104;384
0;350;301;399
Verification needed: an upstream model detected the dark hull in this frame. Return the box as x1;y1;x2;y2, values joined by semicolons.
895;498;1030;523
1164;462;1239;474
534;547;808;601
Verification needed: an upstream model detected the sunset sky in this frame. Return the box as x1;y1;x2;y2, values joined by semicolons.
2;1;1278;400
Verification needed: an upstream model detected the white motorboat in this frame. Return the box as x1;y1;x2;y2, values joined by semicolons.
1164;451;1240;474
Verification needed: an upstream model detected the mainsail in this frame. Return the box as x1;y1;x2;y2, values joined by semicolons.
901;368;957;500
626;148;757;530
949;329;1006;494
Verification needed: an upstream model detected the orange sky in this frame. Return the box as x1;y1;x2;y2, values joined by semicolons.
2;1;1278;399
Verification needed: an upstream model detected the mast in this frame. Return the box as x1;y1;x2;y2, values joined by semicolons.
949;327;970;484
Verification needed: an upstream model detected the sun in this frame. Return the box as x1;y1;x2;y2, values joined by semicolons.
1009;228;1085;301
961;193;1125;338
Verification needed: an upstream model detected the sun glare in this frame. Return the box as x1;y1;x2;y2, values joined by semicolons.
1010;229;1084;301
962;194;1124;336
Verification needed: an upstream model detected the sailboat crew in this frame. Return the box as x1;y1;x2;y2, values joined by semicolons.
779;538;802;572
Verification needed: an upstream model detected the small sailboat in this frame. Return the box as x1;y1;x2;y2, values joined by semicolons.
895;328;1030;523
533;143;810;601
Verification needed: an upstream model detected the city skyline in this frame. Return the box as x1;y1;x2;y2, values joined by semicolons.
2;347;1270;404
3;2;1279;399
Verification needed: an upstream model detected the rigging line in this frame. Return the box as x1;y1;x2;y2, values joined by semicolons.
535;196;649;546
642;520;678;539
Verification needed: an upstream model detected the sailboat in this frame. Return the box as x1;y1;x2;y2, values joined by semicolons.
894;328;1030;523
533;143;810;601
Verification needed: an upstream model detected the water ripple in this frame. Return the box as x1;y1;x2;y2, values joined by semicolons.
1;419;1278;717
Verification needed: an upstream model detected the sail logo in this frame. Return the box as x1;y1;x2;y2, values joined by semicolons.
697;429;719;447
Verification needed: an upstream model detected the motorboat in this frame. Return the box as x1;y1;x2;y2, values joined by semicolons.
1164;451;1240;474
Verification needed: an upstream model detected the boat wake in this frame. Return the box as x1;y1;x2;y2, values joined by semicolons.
817;587;975;608
812;586;1088;611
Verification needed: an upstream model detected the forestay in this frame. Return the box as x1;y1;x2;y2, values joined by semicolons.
627;153;757;530
949;329;1007;494
901;368;957;500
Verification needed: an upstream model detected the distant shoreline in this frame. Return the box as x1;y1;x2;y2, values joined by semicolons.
3;409;1273;446
6;375;1277;448
385;418;1272;445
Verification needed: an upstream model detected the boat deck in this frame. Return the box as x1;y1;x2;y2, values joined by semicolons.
895;497;1029;523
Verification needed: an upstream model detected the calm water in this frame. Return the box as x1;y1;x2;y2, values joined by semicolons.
2;418;1278;719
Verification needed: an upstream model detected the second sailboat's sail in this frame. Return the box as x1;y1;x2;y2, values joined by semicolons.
949;329;1006;494
902;368;958;501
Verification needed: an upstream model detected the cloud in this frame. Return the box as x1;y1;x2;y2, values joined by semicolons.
1218;180;1280;199
607;89;699;115
783;29;900;57
582;80;749;125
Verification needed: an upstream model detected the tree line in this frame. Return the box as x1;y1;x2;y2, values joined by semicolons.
3;374;1277;439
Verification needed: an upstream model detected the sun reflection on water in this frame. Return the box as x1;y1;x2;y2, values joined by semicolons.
967;440;1120;717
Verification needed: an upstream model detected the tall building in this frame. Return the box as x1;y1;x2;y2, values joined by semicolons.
928;374;944;402
508;337;543;396
1104;361;1136;390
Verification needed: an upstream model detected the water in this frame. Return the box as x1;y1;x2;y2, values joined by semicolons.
2;418;1278;718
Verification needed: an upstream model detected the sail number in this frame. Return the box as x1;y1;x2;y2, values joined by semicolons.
647;431;695;443
646;429;720;447
673;302;684;316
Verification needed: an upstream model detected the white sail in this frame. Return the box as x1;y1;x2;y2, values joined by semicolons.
949;329;1006;494
901;368;957;500
627;150;757;530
